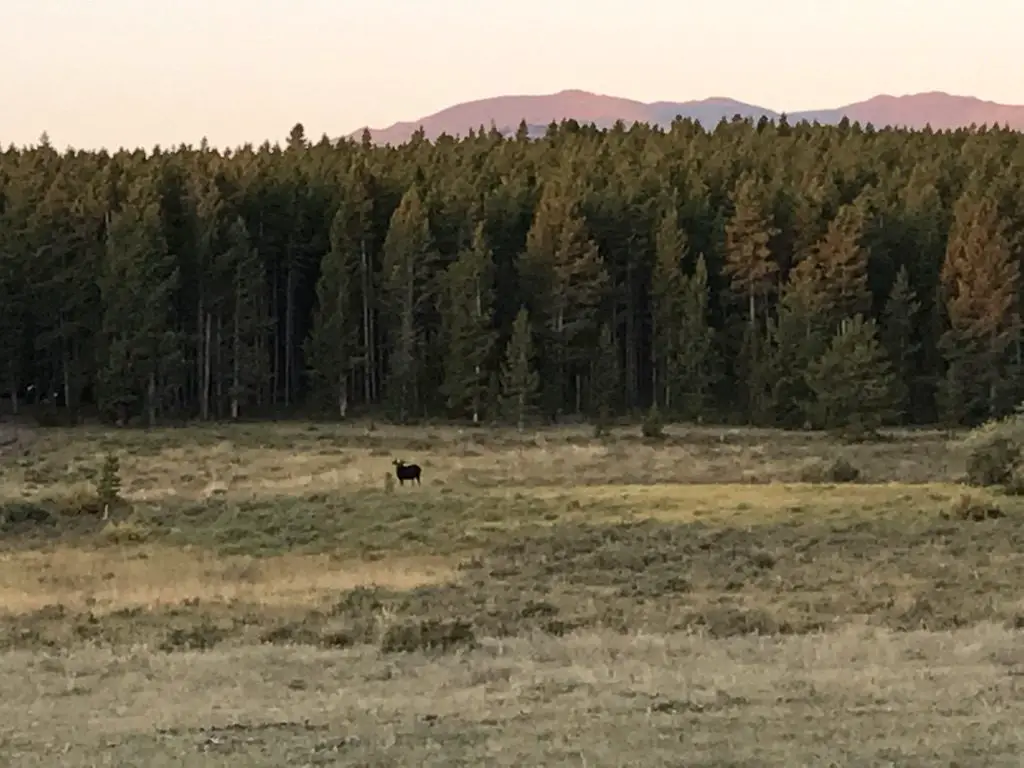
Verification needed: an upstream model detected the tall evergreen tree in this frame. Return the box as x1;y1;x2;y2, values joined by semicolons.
723;174;780;422
881;265;921;422
806;203;871;330
305;207;359;417
381;185;435;422
518;180;608;416
806;314;898;433
724;173;779;326
499;307;540;431
675;254;718;419
650;205;688;411
938;191;1020;424
223;216;270;419
440;223;498;422
766;265;830;427
97;178;182;426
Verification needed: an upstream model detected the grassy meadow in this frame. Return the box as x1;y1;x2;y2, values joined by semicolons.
1;420;1023;765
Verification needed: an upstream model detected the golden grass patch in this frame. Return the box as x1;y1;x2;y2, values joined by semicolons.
0;546;454;616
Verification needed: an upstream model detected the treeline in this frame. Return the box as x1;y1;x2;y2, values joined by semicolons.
1;116;1023;428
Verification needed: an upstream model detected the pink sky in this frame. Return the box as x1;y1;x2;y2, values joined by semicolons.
3;0;1021;150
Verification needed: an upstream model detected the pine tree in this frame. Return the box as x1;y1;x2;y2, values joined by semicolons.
650;205;688;411
724;173;779;326
676;254;718;419
806;314;898;433
440;223;498;423
381;185;435;422
938;191;1020;423
97;178;182;426
806;203;871;329
766;267;829;427
305;207;359;417
499;307;540;431
881;266;921;422
723;174;780;422
224;216;270;419
518;180;608;416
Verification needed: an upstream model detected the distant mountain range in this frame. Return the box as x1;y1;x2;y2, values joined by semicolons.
352;89;1024;145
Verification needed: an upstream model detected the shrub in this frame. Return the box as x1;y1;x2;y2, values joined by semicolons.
380;618;476;654
949;493;1003;521
965;436;1019;487
641;404;665;440
958;406;1024;487
799;457;861;483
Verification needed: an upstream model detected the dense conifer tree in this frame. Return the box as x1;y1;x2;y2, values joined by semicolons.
0;116;1022;428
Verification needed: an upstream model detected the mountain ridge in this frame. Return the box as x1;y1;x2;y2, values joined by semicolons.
352;89;1024;145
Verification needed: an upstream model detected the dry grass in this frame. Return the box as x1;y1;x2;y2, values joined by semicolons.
1;422;964;504
0;420;1018;764
0;547;453;615
2;624;1023;764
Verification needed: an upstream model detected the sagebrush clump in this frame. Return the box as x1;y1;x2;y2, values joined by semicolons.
960;409;1024;487
800;456;861;483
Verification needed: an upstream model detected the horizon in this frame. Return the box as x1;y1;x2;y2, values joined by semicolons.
5;0;1023;151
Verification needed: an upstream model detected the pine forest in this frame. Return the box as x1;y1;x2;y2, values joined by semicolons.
2;116;1023;430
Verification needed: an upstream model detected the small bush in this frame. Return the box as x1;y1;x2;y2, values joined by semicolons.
1005;467;1024;496
949;493;1003;521
101;518;150;544
800;457;861;483
380;618;476;654
260;622;320;646
159;621;229;652
641;405;665;440
965;436;1019;487
0;500;55;532
54;488;104;516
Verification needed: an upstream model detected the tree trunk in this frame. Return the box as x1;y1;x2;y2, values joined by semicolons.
284;264;295;408
625;262;637;408
472;363;481;424
201;312;212;420
147;371;157;427
271;264;280;406
361;237;373;405
232;266;242;420
215;315;223;418
197;297;206;418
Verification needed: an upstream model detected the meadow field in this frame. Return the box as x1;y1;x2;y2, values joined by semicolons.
0;421;1023;765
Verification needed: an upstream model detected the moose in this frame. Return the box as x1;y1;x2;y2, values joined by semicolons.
392;459;422;487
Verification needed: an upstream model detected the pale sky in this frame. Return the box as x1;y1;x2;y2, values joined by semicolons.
3;0;1022;150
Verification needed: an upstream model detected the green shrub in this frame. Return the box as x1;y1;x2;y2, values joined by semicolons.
380;618;476;654
960;409;1024;488
641;404;664;440
965;436;1019;487
799;457;861;483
